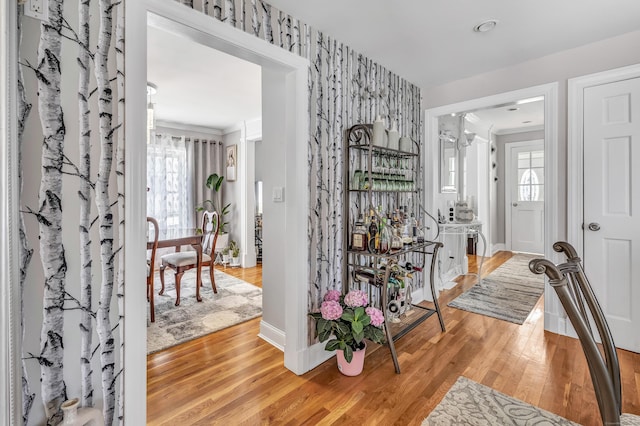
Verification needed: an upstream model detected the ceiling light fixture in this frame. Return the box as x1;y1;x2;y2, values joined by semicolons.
473;19;498;33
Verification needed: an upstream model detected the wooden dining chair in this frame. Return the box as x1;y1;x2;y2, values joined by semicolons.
529;241;640;425
147;217;159;323
159;210;219;305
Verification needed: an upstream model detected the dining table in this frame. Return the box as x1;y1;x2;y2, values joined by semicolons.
147;228;204;305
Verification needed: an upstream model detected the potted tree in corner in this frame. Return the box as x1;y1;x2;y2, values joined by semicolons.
197;173;231;252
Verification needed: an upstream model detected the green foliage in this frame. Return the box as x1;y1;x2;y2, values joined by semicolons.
196;173;231;233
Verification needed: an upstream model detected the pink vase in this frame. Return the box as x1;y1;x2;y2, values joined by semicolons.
336;342;367;376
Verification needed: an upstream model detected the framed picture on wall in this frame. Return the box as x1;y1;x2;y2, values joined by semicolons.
226;144;237;182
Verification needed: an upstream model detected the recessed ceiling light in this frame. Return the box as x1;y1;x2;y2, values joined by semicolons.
473;20;499;33
507;107;519;112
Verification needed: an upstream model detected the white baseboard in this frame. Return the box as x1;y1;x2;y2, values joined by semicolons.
491;243;506;256
543;311;566;335
258;320;285;351
413;286;428;303
306;341;334;370
283;340;336;375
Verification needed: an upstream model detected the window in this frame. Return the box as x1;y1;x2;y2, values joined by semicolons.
147;134;193;230
517;150;544;201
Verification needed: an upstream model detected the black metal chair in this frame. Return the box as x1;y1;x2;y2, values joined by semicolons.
529;241;640;425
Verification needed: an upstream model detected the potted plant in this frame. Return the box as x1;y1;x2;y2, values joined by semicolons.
221;246;231;265
309;289;386;376
197;173;231;250
230;240;240;265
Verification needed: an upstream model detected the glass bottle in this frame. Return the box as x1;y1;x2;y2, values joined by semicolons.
368;212;378;253
351;219;367;251
391;226;403;250
379;218;392;254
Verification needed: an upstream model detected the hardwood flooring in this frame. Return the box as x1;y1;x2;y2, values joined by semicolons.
147;254;640;425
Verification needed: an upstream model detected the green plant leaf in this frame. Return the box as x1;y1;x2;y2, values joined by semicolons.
341;310;355;322
353;306;365;320
343;346;353;363
360;315;371;327
367;327;386;344
325;339;341;352
335;321;350;337
206;173;224;192
317;318;331;334
351;320;364;335
318;328;332;342
352;329;364;343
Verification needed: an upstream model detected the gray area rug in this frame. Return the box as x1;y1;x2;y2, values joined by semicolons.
422;376;578;425
448;254;544;324
147;268;262;354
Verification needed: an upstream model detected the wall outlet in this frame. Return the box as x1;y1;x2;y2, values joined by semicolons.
24;0;49;22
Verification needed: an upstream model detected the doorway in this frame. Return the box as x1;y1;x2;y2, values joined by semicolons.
505;140;545;254
424;82;559;321
124;1;310;423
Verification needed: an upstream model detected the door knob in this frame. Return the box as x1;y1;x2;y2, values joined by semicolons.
512;202;518;207
588;222;601;231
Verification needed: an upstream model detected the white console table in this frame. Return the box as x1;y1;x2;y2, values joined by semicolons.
437;221;486;290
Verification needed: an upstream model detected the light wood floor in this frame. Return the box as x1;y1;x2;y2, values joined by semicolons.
147;253;640;425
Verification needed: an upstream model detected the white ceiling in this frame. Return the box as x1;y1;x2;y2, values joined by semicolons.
147;26;261;131
471;99;544;134
266;0;640;89
148;1;640;131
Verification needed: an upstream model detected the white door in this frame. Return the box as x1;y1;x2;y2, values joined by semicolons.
506;141;544;254
584;77;640;353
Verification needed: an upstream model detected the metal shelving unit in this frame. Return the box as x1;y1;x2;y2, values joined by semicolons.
342;123;446;374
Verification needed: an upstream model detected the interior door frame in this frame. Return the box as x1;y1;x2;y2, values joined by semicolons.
425;82;559;328
126;1;310;424
504;139;545;252
568;63;640;259
1;1;22;424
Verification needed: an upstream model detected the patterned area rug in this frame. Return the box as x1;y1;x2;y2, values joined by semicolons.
448;254;544;324
422;376;577;425
147;268;262;354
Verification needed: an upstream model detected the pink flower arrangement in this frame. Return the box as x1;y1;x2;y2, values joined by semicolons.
323;289;341;302
310;289;387;363
343;290;368;307
366;306;385;327
320;300;342;321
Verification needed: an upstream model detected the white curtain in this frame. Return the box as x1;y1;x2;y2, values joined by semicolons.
187;138;224;229
147;133;194;230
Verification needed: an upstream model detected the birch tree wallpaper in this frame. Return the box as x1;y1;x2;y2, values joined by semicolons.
17;0;421;424
18;1;124;424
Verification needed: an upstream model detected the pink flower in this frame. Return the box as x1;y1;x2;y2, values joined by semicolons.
320;300;343;321
366;307;385;327
323;290;341;302
344;290;368;307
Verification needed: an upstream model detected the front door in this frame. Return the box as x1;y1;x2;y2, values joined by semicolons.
506;140;544;254
583;76;640;353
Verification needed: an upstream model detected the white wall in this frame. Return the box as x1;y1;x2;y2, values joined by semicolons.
424;30;640;242
260;68;288;334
